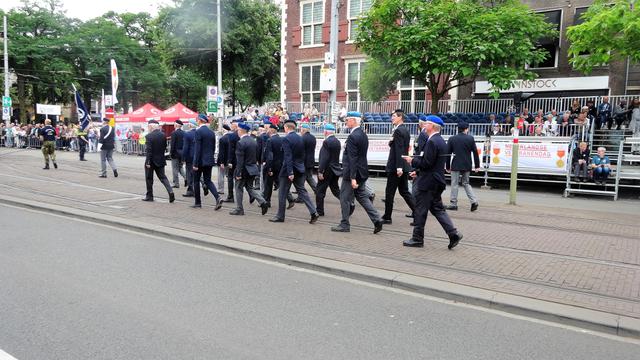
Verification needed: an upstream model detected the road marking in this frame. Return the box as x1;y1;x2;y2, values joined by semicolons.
0;349;18;360
3;201;640;346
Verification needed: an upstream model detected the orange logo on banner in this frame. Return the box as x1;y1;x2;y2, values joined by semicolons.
492;146;501;164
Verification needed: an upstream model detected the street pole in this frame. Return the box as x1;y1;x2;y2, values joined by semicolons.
3;15;9;127
509;127;519;205
216;0;223;130
327;0;339;122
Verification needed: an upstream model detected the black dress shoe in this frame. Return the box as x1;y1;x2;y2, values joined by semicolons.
373;221;383;234
225;196;234;202
43;165;50;170
287;200;295;209
215;198;223;211
261;203;269;215
229;209;244;215
369;194;375;202
409;222;415;226
113;170;118;177
294;198;304;203
405;213;414;218
445;205;458;211
317;212;325;217
381;219;392;225
331;226;350;232
203;185;209;196
249;197;255;204
80;159;87;161
448;232;463;250
309;212;319;224
182;192;194;197
141;197;154;202
403;239;424;247
98;174;107;178
191;204;202;208
184;180;188;187
269;217;284;223
172;185;179;189
169;193;175;203
470;203;478;212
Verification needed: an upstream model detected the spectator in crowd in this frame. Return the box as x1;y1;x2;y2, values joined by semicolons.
569;100;581;120
487;123;504;137
631;99;640;154
5;123;14;147
572;142;590;182
586;99;598;120
543;113;558;136
338;104;347;123
532;125;545;137
591;147;611;185
520;108;533;123
573;112;590;141
88;127;97;152
549;109;558;122
528;116;544;136
488;113;498;126
597;96;612;130
558;111;572;137
503;115;513;134
613;100;630;130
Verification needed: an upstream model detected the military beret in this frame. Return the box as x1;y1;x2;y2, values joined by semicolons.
301;123;310;129
457;121;469;129
222;124;231;131
189;119;198;126
238;122;251;131
102;118;110;122
284;119;297;126
418;114;428;122
148;120;159;125
198;113;209;122
346;111;361;118
426;115;444;126
175;120;183;125
324;124;336;131
268;123;279;130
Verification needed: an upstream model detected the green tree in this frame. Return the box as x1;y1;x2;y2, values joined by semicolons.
567;0;640;74
356;0;556;113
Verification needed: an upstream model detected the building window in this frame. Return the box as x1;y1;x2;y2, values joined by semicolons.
346;60;367;108
531;10;561;69
348;0;372;40
300;64;322;103
399;78;427;113
301;0;324;46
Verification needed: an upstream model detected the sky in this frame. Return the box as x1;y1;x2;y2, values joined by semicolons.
1;0;170;20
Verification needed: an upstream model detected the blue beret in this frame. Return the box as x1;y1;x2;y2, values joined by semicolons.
222;124;231;131
238;122;251;131
346;111;361;118
418;114;428;122
457;121;469;129
324;124;336;131
189;119;198;126
301;123;310;129
198;113;208;122
268;123;279;130
425;115;444;126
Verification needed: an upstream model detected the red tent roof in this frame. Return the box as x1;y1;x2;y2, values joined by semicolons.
115;103;163;123
160;102;198;122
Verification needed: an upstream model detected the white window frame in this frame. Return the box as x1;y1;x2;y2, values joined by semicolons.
347;0;372;43
300;0;325;48
299;62;324;104
398;78;427;113
345;59;367;110
529;8;563;70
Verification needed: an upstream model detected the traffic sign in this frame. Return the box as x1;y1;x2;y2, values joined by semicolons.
217;96;223;103
2;107;10;121
207;86;218;100
207;101;218;113
2;96;11;108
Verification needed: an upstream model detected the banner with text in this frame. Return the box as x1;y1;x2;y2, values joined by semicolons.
489;140;569;175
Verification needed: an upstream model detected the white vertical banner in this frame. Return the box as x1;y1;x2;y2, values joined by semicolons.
101;89;106;119
110;59;119;105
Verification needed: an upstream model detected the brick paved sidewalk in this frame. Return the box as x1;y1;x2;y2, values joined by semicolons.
1;148;639;319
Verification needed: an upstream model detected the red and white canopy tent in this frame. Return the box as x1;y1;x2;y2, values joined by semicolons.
114;103;163;123
160;102;198;123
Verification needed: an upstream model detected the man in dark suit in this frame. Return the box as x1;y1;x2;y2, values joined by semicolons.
191;114;223;210
142;120;174;203
300;123;318;195
170;120;185;188
382;109;415;224
181;120;197;197
225;121;240;202
230;123;269;215
403;115;462;249
269;119;319;223
331;112;383;234
98;118;118;178
315;124;342;216
446;121;480;211
217;124;230;194
256;123;270;192
262;123;295;208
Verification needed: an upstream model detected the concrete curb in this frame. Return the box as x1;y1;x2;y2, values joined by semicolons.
2;194;639;339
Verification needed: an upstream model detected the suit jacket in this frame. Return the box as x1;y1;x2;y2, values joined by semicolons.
412;133;448;192
256;133;269;164
235;135;260;178
227;131;240;166
265;133;284;174
193;125;216;167
386;123;411;173
342;127;369;182
182;129;196;164
217;133;229;166
318;135;342;177
145;129;168;167
170;128;184;159
99;125;115;150
446;132;480;171
302;132;317;169
414;130;428;156
572;148;590;165
280;131;306;177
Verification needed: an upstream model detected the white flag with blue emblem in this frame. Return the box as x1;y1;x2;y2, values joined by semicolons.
73;84;91;131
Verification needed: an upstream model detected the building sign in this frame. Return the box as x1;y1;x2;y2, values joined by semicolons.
475;76;609;93
36;104;62;115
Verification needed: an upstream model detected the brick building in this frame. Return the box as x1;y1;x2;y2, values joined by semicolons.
280;0;639;110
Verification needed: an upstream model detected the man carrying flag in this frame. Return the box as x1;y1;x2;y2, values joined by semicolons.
73;85;91;161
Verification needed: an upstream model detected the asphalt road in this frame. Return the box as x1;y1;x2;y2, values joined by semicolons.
0;204;638;360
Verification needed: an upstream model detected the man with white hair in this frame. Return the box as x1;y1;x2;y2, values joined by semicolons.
403;115;462;249
331;112;383;234
315;123;342;216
